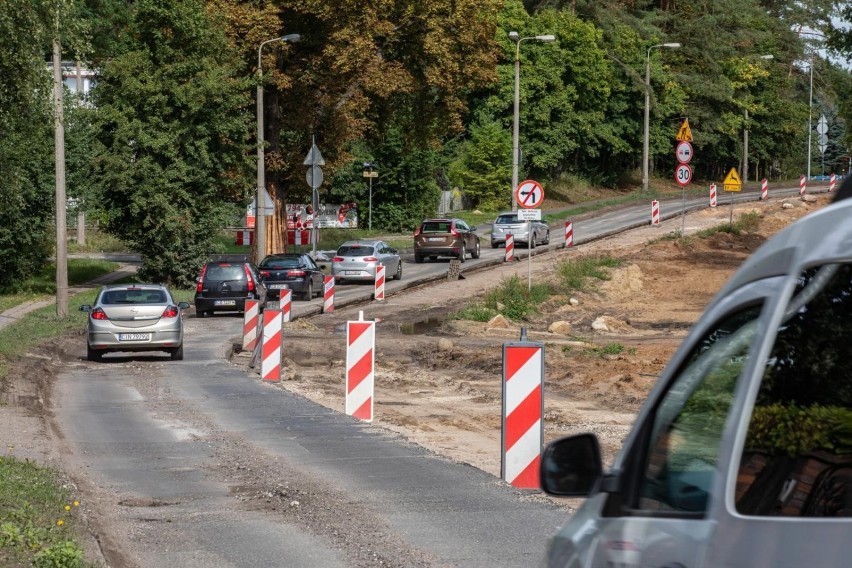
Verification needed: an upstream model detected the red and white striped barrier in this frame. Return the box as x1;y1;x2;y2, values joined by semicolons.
280;289;292;322
504;234;515;262
710;183;717;207
346;313;375;422
374;265;385;301
800;175;807;195
761;178;768;200
287;230;311;246
564;221;573;248
261;309;283;382
830;173;836;192
323;275;335;313
242;299;260;351
235;230;253;246
651;200;660;225
501;337;544;489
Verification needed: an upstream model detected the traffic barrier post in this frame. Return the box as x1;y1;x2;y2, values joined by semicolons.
710;184;717;208
280;289;292;322
761;179;768;200
323;275;335;313
564;221;573;248
374;265;385;301
242;299;260;351
830;173;836;192
261;309;283;382
345;311;375;422
501;329;544;489
504;234;515;262
800;175;807;195
651;200;660;225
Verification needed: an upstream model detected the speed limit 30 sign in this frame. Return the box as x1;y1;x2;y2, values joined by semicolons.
675;164;693;187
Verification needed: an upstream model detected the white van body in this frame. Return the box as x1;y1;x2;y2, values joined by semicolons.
541;191;852;568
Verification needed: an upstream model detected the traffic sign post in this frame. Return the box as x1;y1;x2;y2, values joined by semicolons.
303;136;325;258
513;180;545;293
722;168;742;225
675;128;693;236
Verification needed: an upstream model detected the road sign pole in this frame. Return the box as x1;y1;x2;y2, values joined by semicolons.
528;220;532;291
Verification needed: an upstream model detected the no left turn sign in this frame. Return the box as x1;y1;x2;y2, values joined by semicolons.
515;180;545;209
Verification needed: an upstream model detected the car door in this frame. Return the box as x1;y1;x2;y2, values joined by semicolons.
456;220;474;250
377;242;397;274
303;255;322;294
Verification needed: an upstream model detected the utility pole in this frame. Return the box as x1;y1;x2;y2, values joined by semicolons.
53;20;68;317
75;60;85;246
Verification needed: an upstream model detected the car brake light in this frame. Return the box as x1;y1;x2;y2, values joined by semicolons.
161;306;179;318
260;271;271;278
196;264;207;292
287;270;306;277
332;257;344;262
91;308;109;321
363;256;378;262
244;264;255;292
451;227;460;238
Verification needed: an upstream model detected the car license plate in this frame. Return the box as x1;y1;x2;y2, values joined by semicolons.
269;283;289;290
428;237;443;242
345;271;359;275
214;300;237;306
118;333;150;341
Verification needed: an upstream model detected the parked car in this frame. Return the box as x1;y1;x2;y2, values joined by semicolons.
413;218;480;263
258;253;326;301
490;211;550;249
332;240;402;283
80;284;190;362
539;181;852;568
194;259;267;317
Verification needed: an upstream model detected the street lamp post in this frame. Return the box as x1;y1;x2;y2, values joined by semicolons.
363;162;376;230
509;31;556;211
742;54;773;185
256;34;300;262
642;42;681;193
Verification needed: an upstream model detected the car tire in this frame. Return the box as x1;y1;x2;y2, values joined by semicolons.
459;244;466;263
529;236;536;249
395;261;403;280
471;240;481;259
170;345;184;361
414;255;424;264
86;345;102;362
198;309;210;318
543;230;550;245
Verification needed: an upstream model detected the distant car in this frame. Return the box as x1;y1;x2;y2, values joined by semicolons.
413;218;481;263
490;212;550;249
258;253;326;301
80;284;190;362
194;259;267;317
332;240;402;283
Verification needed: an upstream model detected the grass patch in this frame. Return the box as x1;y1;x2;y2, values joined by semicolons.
451;304;498;322
482;275;552;321
66;230;126;254
696;211;763;238
562;342;636;357
0;260;119;313
554;255;621;293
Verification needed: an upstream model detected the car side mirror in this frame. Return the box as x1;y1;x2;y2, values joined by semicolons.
540;433;603;497
79;305;91;312
177;302;190;309
195;276;202;283
318;264;327;270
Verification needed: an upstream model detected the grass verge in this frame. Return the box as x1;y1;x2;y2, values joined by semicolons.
0;260;118;314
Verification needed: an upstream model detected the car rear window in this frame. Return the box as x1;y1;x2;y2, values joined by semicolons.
260;258;301;269
421;221;451;233
102;289;167;304
496;215;519;224
337;245;376;256
206;265;245;281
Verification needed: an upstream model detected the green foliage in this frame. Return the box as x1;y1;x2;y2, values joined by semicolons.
452;304;499;322
554;255;621;293
696;211;763;238
563;342;629;358
746;404;852;457
483;275;552;320
448;115;512;210
33;541;85;568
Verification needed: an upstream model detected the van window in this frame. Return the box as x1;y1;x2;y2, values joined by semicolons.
206;265;245;281
638;305;763;514
736;264;852;517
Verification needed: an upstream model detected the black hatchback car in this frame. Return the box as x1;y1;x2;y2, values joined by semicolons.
258;253;326;301
194;260;267;317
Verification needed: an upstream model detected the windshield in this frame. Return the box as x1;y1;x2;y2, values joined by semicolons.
101;289;167;304
496;215;519;224
260;258;301;269
338;245;376;256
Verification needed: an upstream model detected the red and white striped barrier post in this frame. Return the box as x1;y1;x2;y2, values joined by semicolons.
323;275;335;313
501;330;544;489
651;200;660;225
242;299;260;351
504;234;515;262
280;289;292;323
710;183;717;207
564;221;573;248
761;178;768;200
346;312;375;422
800;175;807;195
261;309;283;382
374;265;385;301
235;230;253;246
830;173;836;192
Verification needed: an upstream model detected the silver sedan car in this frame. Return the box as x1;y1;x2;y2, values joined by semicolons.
490;212;550;249
80;284;190;362
332;240;402;282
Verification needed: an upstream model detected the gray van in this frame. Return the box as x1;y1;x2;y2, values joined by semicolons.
540;183;852;567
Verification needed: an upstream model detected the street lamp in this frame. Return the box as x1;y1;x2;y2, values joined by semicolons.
256;33;300;262
742;54;773;185
642;42;681;193
363;162;377;230
509;31;556;211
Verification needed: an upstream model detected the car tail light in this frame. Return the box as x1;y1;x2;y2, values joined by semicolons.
287;270;306;277
332;257;344;262
244;264;255;292
260;271;271;278
196;264;207;293
451;227;460;238
363;257;378;262
414;226;422;237
91;308;109;321
161;306;179;318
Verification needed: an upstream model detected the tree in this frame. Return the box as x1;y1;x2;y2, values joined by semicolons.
90;0;254;286
448;115;512;210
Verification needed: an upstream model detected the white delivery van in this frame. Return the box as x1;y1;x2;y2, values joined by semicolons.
540;183;852;568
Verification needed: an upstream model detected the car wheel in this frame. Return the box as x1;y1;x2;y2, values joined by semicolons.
472;240;481;259
529;236;536;249
543;230;550;245
170;344;184;361
459;244;466;263
414;255;424;264
86;345;102;362
491;241;499;249
395;261;403;280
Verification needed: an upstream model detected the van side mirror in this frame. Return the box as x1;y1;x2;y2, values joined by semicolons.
540;433;603;496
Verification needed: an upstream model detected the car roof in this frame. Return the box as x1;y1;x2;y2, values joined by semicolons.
263;253;304;259
100;283;166;291
339;240;381;246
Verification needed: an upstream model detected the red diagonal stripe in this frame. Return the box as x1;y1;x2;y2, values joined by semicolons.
347;349;373;393
511;455;541;489
505;385;541;450
352;397;372;421
504;346;539;382
348;322;371;346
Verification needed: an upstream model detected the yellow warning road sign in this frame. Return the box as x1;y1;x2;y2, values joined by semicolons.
676;119;693;142
723;167;742;192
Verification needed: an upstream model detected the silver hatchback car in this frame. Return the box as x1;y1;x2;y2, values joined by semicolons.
490;211;550;249
332;240;402;282
80;284;190;362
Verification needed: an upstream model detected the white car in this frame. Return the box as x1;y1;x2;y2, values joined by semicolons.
332;240;402;282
